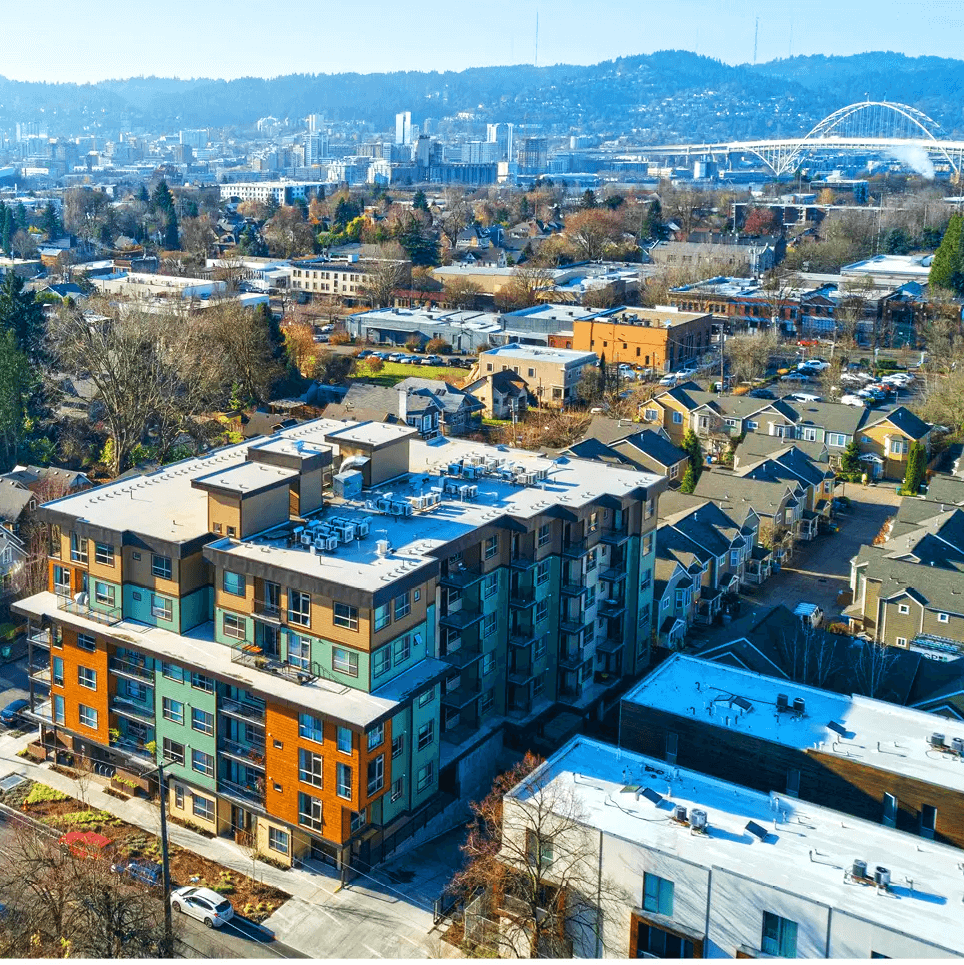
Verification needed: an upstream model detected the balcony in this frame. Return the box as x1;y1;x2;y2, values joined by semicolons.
561;539;588;559
559;644;591;670
600;564;627;584
108;656;154;684
440;643;483;669
599;597;626;619
508;627;538;648
218;776;264;807
439;606;483;631
600;526;631;547
56;594;121;627
109;735;154;763
29;663;51;685
26;700;52;723
226;639;325;686
252;599;282;624
220;697;266;725
560;580;587;597
559;615;589;635
27;627;50;649
441;683;480;711
596;635;623;655
110;695;155;725
509;552;537;571
508;664;536;686
440;566;484;589
508;587;535;609
219;737;265;768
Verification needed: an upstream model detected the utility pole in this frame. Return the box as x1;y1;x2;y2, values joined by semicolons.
753;17;759;66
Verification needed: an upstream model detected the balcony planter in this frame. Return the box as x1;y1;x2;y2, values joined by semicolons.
26;740;48;761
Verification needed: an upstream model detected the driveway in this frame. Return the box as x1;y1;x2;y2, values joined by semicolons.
687;484;902;652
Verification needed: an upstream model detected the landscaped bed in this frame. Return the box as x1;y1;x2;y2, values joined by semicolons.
0;779;289;923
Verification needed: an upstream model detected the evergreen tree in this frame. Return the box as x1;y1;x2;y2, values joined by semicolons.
581;189;598;209
0;329;30;471
151;179;175;215
413;189;429;212
679;464;698;494
902;440;927;495
929;213;964;294
162;210;180;250
136;184;150;204
0;270;46;357
1;209;12;256
681;427;704;483
14;203;27;232
840;440;862;477
41;202;61;239
597;352;607;395
395;214;438;266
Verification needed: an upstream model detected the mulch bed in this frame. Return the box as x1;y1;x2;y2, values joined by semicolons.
0;778;289;923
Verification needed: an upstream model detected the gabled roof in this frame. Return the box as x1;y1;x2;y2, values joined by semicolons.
0;479;34;523
395;377;484;416
865;405;931;440
562;439;633;467
694;470;799;517
612;430;687;470
580;414;643;446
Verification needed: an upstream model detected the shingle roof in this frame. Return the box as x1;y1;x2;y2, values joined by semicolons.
866;405;931;440
0;479;33;523
694;470;800;517
613;430;687;470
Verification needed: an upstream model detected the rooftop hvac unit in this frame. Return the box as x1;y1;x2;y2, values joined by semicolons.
929;732;946;748
444;479;461;495
300;532;313;546
776;693;789;712
792;697;806;715
518;472;538;485
447;462;462;476
355;518;371;538
874;866;891;889
484;456;501;470
424;492;441;509
323;535;338;551
689;808;708;832
534;468;549;481
376;539;391;557
460;484;478;501
333;469;364;500
953;737;964;755
462;464;480;480
468;454;484;466
375;495;393;513
852;859;868;880
673;805;688;824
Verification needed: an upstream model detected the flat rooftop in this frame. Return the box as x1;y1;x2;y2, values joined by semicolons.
623;653;964;794
514;736;964;954
481;344;595;365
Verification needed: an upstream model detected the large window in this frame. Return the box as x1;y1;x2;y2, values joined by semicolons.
761;912;798;958
53;694;65;724
336;726;352;754
525;829;553;868
191;750;214;778
162;697;184;724
392;734;404;758
268;826;289;855
152;554;173;579
299;713;324;743
52;656;64;687
78;633;96;653
288;633;310;671
484;535;499;560
222;612;246;640
393;635;411;665
333;602;357;631
94;582;115;607
222;571;246;596
483;573;498;599
372;646;391;678
78;666;97;690
538;523;551;546
417;720;434;750
367;723;384;751
394;591;411;620
288;589;311;627
332;647;358;677
162;738;185;767
643;873;674;917
336;763;352;799
151;595;173;622
191;672;213;692
94;542;114;566
298;749;324;787
70;533;87;564
192;794;215;822
192;708;214;735
374;603;391;632
416;762;434;792
367;755;384;795
79;704;98;729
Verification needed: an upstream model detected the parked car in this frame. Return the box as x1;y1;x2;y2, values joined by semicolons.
797;357;830;372
840;394;865;406
793;602;824;629
170;887;235;929
112;858;162;887
749;388;777;399
0;698;28;726
787;393;822;403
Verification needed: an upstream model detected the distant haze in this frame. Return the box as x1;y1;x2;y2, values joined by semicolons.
5;0;963;83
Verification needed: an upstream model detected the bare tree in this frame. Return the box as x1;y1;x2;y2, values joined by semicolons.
773;622;841;689
205;301;284;404
439;189;473;249
723;330;779;386
442;277;483;310
360;251;411;308
850;639;897;699
494;264;554;312
452;753;629;958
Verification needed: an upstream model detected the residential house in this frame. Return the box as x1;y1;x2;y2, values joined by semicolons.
474;345;596;408
857;407;932;481
0;528;25;598
463;370;529;420
324;384;443;439
3;465;92;497
562;417;690;484
0;478;37;536
394;377;483;437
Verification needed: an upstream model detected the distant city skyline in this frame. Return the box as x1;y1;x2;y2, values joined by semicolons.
5;0;962;84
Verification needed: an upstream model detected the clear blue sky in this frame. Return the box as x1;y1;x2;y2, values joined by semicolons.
8;0;962;82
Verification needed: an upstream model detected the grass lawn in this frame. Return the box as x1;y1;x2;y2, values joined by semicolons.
352;360;468;386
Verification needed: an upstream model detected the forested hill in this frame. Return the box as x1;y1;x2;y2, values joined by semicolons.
1;51;961;140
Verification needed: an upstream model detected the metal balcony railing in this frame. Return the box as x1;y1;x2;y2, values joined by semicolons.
108;656;154;684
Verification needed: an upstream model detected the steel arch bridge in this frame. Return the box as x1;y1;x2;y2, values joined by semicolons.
642;101;964;176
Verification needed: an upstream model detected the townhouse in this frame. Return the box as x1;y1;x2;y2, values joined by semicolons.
16;418;665;871
474;345;597;408
497;735;964;959
847;476;964;655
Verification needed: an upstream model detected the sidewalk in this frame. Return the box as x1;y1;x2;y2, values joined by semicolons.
0;733;462;958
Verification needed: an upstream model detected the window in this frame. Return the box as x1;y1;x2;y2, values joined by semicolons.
483;572;498;599
786;768;801;798
665;732;678;765
536;560;550;586
191;750;214;777
192;708;214;735
588;511;599;533
729;550;740;567
268;827;290;855
416;762;434;792
895;636;907;647
79;704;98;729
480;689;494;714
392;734;404;758
78;665;97;690
336;763;352;799
52;656;64;687
538;523;551;546
418;686;434;707
367;723;385;752
288;590;311;627
53;694;65;724
298;791;324;830
374;602;391;632
587;548;598;572
534;635;547;659
94;581;115;607
162;697;184;724
94;542;114;566
644;408;658;421
483;612;497;638
643;873;674;917
799;427;817;442
391;777;404;802
332;646;359;677
634;921;695;958
78;633;96;653
827;432;846;447
299;713;324;743
174;784;184;809
192;794;215;822
299;749;324;787
332;602;357;631
372;646;391;678
350;808;367;833
288;633;310;671
163;738;185;767
152;554;172;579
393;635;410;664
672;411;683;424
481;652;495;676
526;829;554;868
222;612;246;640
920;803;937;840
367;755;384;795
484;535;498;560
336;726;352;754
418;720;434;750
394;591;411;620
761;911;798;958
191;671;213;692
222;570;246;596
898;603;910;615
161;661;183;682
151;595;173;622
227;526;236;537
70;533;87;564
645;499;655;520
746;420;758;430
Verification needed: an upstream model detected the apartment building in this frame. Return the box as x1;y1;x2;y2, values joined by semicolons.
219;182;326;205
621;654;964;853
570;307;714;374
475;344;597;408
288;257;406;305
16;418;664;871
497;736;964;958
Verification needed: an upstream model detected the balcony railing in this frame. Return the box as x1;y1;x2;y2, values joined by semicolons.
108;656;154;684
56;594;121;627
218;776;264;807
253;599;282;623
29;664;51;685
27;627;51;648
599;597;626;619
560;580;587;597
440;643;483;669
559;644;591;670
109;735;154;762
219;737;266;768
440;566;484;589
26;700;52;723
441;683;481;710
439;606;483;630
509;552;537;570
508;588;535;609
508;627;537;648
220;697;266;724
559;615;589;635
110;695;155;725
600;564;627;584
561;539;588;559
600;526;631;546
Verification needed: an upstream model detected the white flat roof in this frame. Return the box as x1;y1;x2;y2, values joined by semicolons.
515;736;964;954
481;344;595;365
623;654;964;794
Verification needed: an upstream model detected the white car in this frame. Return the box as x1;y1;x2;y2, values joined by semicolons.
840;394;864;406
798;359;830;372
171;886;235;929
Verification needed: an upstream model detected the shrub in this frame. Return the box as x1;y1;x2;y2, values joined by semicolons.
404;337;422;353
329;331;352;346
827;622;852;635
425;337;452;354
25;784;69;806
368;357;384;374
732;385;750;395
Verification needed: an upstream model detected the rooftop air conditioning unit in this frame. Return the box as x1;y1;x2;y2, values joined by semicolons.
874;867;891;889
776;693;789;712
952;737;964;755
376;539;390;557
852;859;868;879
355;518;371;538
792;697;806;715
689;809;708;832
673;805;688;824
929;732;946;748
